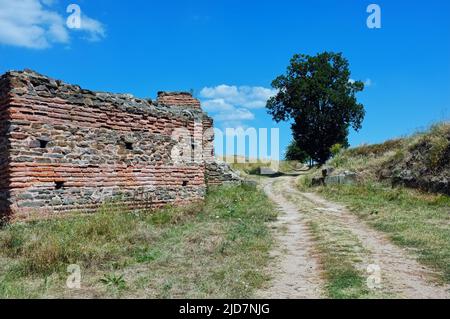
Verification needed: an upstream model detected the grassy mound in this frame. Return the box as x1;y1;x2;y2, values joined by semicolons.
330;122;450;194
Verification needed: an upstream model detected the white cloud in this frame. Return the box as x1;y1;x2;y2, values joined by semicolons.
200;84;277;109
78;13;106;42
200;84;276;127
202;98;234;112
0;0;67;48
0;0;105;49
214;108;255;122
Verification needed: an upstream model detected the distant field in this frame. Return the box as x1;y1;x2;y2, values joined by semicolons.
220;155;303;175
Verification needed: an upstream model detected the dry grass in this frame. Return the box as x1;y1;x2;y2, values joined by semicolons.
0;184;277;299
317;183;450;283
346;139;404;157
229;160;303;176
324;122;450;183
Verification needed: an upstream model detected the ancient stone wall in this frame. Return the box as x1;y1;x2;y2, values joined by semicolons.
0;75;11;217
205;162;241;186
0;70;219;220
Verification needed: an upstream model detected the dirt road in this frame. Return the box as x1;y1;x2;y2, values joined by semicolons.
258;175;450;299
256;176;324;298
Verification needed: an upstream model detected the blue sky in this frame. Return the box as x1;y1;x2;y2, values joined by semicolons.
1;0;449;158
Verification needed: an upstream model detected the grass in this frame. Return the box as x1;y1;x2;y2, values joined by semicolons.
226;155;303;176
426;126;450;170
316;182;450;284
100;273;127;291
309;221;369;298
0;183;277;298
314;122;447;181
230;161;271;175
280;185;387;299
295;125;450;286
295;122;450;286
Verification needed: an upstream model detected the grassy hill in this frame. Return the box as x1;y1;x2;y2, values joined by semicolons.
328;122;450;194
297;122;450;284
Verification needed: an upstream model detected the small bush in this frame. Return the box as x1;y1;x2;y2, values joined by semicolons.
330;143;344;157
427;135;449;170
100;273;126;290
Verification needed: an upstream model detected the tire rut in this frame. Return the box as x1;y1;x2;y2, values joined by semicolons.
256;177;324;299
278;175;450;299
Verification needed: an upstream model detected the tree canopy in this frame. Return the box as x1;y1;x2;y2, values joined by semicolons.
267;52;365;164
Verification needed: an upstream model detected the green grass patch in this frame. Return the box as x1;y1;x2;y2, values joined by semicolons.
230;159;302;175
281;186;386;299
307;220;372;299
317;182;450;283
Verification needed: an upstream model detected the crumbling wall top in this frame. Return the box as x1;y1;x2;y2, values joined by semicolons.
157;91;201;108
1;69;205;117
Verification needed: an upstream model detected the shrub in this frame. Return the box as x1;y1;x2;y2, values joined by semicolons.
427;135;449;170
100;273;126;290
330;143;344;157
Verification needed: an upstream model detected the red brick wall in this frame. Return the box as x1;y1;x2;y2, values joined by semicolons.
0;74;11;218
157;91;201;108
0;70;214;220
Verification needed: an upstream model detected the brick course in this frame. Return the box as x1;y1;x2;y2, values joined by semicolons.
0;69;233;220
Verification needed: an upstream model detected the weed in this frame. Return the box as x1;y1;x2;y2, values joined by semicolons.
100;273;126;290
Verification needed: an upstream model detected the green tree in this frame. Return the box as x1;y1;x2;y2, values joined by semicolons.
267;52;365;165
285;140;309;162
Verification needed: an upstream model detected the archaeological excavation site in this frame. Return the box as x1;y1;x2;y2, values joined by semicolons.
0;69;239;220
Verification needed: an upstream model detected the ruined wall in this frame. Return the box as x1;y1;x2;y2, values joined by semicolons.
205;162;242;186
0;74;11;217
0;70;216;220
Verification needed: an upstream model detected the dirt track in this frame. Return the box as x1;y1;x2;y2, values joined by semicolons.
258;175;450;299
